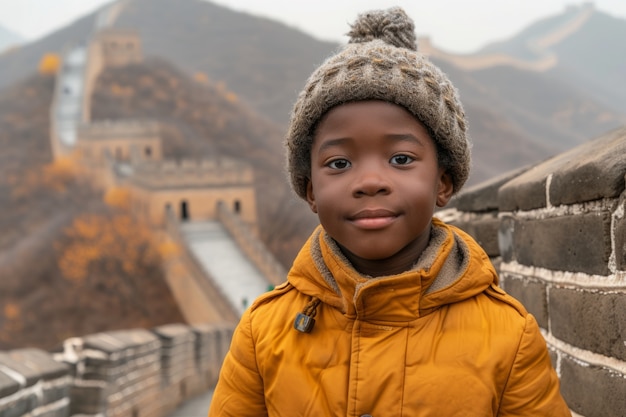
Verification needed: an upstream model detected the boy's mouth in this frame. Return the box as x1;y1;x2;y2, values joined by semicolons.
349;209;398;229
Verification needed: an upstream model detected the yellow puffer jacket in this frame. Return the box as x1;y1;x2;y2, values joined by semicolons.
209;219;571;416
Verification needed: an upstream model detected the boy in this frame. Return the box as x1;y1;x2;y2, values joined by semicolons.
209;7;571;416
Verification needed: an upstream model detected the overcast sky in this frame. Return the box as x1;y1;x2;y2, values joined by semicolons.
0;0;625;53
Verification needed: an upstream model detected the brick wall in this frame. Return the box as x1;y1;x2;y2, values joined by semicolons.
0;324;233;417
440;127;626;417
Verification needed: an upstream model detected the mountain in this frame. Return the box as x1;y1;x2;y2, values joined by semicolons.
113;0;338;126
479;4;626;113
437;59;623;150
0;24;24;53
0;13;96;91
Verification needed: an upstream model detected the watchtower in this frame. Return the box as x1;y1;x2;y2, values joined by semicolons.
93;28;142;68
126;157;258;232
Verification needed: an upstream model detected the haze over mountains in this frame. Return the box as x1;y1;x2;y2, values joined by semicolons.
0;0;625;348
1;0;624;185
0;24;23;53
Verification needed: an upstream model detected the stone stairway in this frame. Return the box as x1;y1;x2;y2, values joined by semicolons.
180;221;273;316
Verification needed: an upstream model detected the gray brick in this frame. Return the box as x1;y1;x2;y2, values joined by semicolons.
0;396;32;417
499;127;626;211
498;168;549;211
455;165;530;212
513;214;612;275
152;324;193;342
83;329;159;356
470;217;500;257
0;353;37;388
32;402;70;417
0;370;19;398
69;384;107;415
14;349;69;381
500;275;549;330
42;382;70;404
0;349;68;388
560;355;626;417
549;128;626;206
549;288;626;361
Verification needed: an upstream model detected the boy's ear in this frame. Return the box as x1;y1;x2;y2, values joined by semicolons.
305;179;318;213
436;170;454;207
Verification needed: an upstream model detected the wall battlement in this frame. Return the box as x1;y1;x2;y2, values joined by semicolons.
92;27;142;68
128;158;254;189
78;119;162;140
441;127;626;417
418;36;557;72
0;324;234;417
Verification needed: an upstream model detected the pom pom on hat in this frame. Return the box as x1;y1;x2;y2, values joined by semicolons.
347;7;417;50
285;7;471;200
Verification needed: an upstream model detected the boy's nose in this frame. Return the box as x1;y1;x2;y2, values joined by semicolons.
352;166;391;197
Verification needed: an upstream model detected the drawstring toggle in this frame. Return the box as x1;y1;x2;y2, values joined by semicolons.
293;297;321;333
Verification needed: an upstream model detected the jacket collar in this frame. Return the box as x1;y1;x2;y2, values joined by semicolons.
288;218;497;322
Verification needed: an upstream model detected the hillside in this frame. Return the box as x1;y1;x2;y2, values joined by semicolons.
113;0;338;126
0;73;185;350
0;59;319;350
437;59;624;150
0;12;96;91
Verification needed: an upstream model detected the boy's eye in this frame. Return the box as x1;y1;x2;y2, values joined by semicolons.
390;155;413;165
327;159;351;170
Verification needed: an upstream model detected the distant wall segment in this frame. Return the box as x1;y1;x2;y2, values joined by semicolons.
0;324;234;417
441;127;626;417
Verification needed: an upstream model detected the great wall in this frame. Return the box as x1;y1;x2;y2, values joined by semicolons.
419;3;594;72
0;1;624;416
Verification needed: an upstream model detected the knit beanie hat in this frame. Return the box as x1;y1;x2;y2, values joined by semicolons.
285;7;471;199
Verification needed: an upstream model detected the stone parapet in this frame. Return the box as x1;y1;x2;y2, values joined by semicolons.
441;127;626;417
499;127;626;211
0;349;70;417
0;324;236;417
128;158;254;190
77;120;162;141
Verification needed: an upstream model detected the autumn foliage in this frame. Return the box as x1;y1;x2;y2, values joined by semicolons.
11;154;86;199
38;53;61;75
57;211;160;284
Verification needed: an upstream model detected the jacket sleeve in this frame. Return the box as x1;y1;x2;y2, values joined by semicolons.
208;309;268;417
498;314;571;416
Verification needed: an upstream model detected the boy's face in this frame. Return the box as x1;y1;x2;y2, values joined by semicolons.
306;100;453;276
